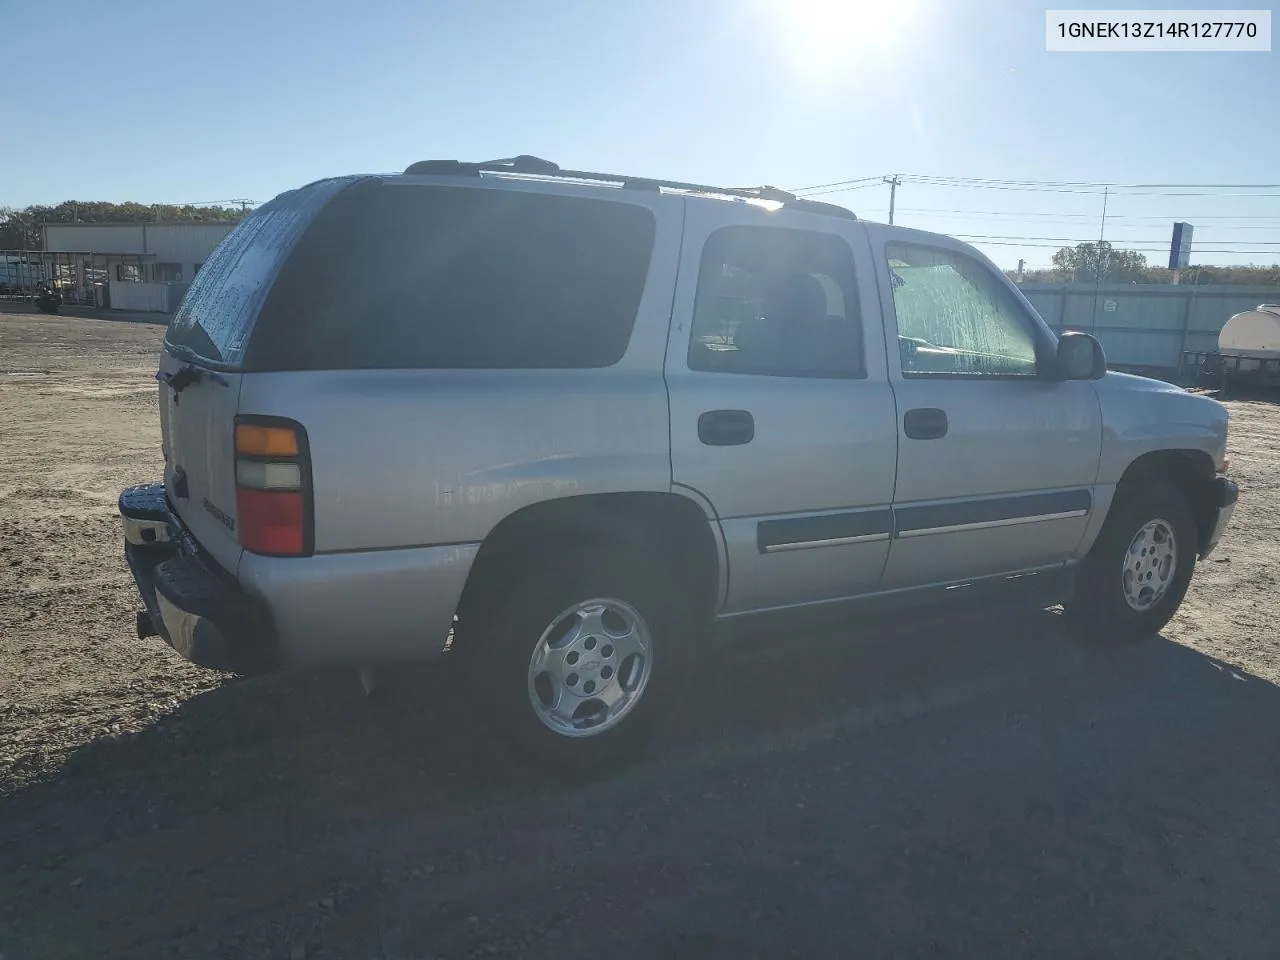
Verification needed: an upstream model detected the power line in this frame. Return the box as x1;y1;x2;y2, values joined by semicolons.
899;175;1280;189
790;176;883;194
794;173;1280;200
1097;191;1280;197
795;181;886;198
952;233;1280;246
155;199;257;207
908;216;1280;230
963;239;1280;254
904;176;1104;187
902;178;1101;192
905;180;1280;197
897;207;1280;221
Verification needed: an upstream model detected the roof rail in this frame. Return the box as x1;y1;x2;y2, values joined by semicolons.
400;156;857;220
402;155;562;177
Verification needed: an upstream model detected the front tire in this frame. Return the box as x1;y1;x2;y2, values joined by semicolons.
457;548;694;774
1066;481;1197;640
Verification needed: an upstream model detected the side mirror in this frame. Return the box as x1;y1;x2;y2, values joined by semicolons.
1054;332;1106;380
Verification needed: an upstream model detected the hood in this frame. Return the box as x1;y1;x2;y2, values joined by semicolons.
1098;371;1191;395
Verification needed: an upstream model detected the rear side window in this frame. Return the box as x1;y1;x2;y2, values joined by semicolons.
166;177;357;364
687;226;864;379
247;183;657;371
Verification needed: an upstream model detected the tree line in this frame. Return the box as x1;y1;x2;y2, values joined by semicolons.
0;201;246;250
1010;241;1280;286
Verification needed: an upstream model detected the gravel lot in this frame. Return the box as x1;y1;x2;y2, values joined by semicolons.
2;309;1278;959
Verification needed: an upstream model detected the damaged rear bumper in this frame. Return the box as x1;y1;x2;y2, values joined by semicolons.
120;483;279;674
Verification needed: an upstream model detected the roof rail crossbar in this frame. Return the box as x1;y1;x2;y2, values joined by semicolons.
399;158;856;219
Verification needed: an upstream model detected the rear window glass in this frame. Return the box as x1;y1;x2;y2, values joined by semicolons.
165;177;357;364
246;182;657;371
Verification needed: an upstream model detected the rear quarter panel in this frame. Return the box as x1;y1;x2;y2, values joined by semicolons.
237;368;673;552
234;186;683;553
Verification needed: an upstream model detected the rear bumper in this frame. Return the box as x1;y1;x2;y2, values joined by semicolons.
121;482;477;670
120;483;279;674
1200;476;1239;558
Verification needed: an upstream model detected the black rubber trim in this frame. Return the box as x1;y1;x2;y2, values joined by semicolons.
121;485;280;674
757;509;893;553
119;482;169;521
125;538;171;639
895;489;1092;536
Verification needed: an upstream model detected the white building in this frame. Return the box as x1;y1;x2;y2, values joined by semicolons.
41;221;237;311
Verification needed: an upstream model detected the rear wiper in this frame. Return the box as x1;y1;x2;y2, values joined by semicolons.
156;363;228;393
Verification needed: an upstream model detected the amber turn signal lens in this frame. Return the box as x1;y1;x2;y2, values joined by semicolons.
235;424;299;457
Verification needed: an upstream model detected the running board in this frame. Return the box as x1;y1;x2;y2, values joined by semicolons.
715;567;1075;642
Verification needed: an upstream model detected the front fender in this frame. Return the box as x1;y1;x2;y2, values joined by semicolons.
1093;373;1228;484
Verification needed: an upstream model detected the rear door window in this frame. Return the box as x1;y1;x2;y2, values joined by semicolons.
165;177;357;365
247;183;657;371
687;226;864;378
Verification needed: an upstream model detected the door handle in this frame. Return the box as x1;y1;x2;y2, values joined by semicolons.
904;407;948;440
698;409;755;446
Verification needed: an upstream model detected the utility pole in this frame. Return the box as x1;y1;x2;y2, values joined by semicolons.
1090;185;1110;328
1016;258;1025;282
883;175;902;224
1096;185;1109;263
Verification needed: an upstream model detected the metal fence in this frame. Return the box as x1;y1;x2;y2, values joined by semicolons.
0;250;151;307
1019;283;1280;372
0;253;51;297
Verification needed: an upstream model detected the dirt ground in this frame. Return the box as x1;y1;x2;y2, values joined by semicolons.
2;309;1278;959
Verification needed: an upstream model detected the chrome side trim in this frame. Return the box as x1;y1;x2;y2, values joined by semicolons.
762;532;891;553
895;509;1088;539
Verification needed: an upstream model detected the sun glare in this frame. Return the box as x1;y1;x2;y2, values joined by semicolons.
770;0;920;73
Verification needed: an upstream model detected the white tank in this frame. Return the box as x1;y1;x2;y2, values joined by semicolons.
1219;304;1280;360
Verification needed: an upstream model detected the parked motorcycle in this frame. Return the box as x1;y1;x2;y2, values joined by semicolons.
35;281;62;315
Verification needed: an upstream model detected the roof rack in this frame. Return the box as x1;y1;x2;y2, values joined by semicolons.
400;155;857;220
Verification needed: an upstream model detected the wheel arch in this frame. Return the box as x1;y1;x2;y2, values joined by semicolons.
454;491;725;635
1112;449;1220;556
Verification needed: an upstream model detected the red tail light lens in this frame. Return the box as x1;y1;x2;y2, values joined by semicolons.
234;416;311;557
236;488;305;555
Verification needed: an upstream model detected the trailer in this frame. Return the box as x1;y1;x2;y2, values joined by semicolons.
1182;305;1280;395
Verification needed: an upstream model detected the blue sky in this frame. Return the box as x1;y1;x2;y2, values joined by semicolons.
3;0;1277;268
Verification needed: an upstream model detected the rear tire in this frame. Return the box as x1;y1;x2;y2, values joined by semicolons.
457;548;695;775
1066;481;1197;641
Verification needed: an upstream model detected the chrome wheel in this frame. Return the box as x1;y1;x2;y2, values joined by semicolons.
526;598;653;739
1122;518;1178;612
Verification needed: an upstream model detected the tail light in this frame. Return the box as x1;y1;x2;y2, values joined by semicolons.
234;417;312;556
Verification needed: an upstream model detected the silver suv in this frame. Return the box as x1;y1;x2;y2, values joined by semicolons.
120;156;1238;769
